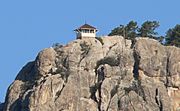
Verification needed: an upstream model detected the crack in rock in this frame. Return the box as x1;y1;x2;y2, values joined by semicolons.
155;88;163;111
90;66;105;111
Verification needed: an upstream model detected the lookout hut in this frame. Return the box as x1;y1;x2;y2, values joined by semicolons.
74;24;98;39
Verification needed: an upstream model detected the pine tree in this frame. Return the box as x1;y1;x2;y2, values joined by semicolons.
108;21;138;40
138;21;159;38
165;24;180;47
108;25;125;36
126;21;138;39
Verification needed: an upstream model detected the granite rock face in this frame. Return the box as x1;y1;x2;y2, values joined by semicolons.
2;36;180;111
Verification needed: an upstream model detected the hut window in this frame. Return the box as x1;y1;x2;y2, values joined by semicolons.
90;30;94;33
85;29;89;33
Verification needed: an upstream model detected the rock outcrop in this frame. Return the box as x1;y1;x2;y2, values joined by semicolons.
2;36;180;111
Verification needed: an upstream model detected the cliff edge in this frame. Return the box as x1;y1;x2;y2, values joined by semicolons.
2;36;180;111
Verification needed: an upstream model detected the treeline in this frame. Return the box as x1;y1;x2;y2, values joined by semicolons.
108;21;180;47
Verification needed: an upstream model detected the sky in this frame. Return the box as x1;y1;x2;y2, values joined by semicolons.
0;0;180;102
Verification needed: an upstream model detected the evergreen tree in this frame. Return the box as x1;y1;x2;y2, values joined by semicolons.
108;20;164;43
108;25;125;36
126;21;138;39
108;21;138;40
138;21;159;38
165;24;180;47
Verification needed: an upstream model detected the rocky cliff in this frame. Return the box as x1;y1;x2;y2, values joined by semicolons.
1;36;180;111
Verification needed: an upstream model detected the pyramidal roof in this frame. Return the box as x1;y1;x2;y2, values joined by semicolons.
75;24;97;31
79;24;96;29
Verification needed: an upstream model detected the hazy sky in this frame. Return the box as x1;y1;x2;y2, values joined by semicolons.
0;0;180;102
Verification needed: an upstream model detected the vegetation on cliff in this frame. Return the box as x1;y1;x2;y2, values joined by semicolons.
109;21;180;47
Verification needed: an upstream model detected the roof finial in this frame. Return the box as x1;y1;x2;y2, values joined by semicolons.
85;20;87;24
